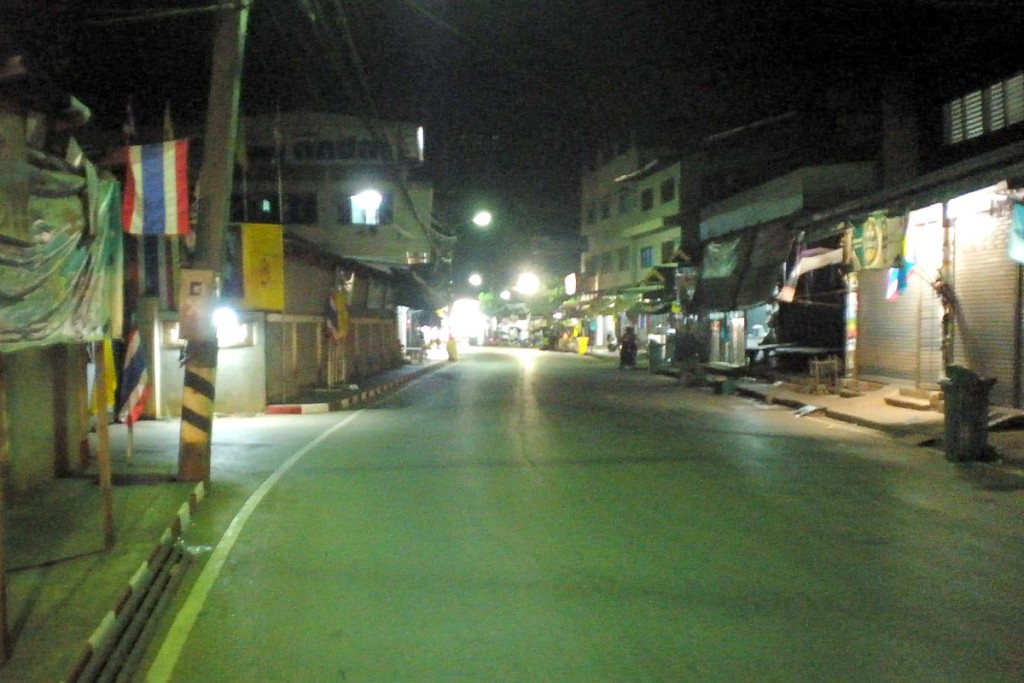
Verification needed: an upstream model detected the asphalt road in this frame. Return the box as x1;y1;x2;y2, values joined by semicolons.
139;347;1024;682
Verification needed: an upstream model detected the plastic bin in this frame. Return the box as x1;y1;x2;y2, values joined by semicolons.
939;365;996;462
648;341;664;373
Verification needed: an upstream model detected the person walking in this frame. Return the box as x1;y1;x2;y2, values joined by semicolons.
619;326;638;369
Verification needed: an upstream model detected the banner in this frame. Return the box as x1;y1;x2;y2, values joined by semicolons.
118;328;150;425
0;175;123;352
324;289;348;341
122;140;190;236
1010;203;1024;265
240;223;284;311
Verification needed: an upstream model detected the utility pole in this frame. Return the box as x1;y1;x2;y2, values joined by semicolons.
178;1;250;482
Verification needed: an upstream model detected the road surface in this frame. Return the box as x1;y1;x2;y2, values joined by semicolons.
141;347;1024;682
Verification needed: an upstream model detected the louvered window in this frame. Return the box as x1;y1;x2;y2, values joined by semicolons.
986;82;1006;132
946;99;965;144
944;72;1024;145
1006;74;1024;126
964;90;984;139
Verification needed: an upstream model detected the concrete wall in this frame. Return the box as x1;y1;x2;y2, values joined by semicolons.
4;344;90;494
154;313;268;417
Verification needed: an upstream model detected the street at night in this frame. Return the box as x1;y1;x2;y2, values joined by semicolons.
140;349;1024;682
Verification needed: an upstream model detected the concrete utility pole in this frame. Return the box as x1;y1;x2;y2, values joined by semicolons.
178;1;251;482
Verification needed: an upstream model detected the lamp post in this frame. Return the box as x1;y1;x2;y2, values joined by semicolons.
437;210;493;342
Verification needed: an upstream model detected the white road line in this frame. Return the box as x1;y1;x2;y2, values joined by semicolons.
145;412;363;682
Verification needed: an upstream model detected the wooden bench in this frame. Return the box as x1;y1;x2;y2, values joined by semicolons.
405;346;425;363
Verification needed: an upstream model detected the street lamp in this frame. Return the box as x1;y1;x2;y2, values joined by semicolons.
472;210;493;228
468;272;483;287
514;271;541;297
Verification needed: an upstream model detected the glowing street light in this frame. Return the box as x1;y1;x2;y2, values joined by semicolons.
472;210;493;228
514;271;540;297
468;273;483;287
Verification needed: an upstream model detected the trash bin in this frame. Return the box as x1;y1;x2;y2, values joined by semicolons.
648;340;664;373
939;365;997;462
577;336;589;355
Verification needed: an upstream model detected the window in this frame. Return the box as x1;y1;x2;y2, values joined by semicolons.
660;177;676;203
600;195;610;219
944;71;1024;144
339;190;394;225
661;240;675;264
640;246;654;268
616;188;632;214
618;246;629;271
601;251;614;272
230;193;278;222
640;188;654;211
284;193;318;223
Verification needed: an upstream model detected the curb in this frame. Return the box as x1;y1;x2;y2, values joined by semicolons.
64;481;206;683
734;384;890;432
265;362;441;415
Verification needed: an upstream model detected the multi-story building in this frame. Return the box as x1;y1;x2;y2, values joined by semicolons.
578;138;692;347
237;111;436;266
139;112;441;417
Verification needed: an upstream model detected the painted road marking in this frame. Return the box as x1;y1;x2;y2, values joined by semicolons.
145;412;363;682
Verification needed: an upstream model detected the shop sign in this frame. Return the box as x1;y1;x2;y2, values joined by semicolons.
851;213;904;270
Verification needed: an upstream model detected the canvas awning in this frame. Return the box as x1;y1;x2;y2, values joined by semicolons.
734;225;796;309
690;231;755;313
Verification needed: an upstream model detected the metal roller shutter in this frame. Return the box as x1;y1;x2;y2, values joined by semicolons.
857;268;921;384
952;209;1018;406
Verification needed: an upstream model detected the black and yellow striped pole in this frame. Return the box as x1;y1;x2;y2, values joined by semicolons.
179;337;218;482
177;2;250;482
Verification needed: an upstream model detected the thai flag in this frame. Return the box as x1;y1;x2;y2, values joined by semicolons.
118;329;150;426
325;292;340;341
122;140;190;235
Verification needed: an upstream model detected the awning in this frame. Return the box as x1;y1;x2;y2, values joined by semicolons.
735;225;796;308
778;246;844;303
392;269;447;311
691;231;755;313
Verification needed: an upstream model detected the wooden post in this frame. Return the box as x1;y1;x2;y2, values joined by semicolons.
0;355;11;662
93;342;115;550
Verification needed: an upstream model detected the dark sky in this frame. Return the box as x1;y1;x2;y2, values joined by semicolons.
9;0;1024;282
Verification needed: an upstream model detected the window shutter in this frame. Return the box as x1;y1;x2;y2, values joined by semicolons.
1006;73;1024;126
964;90;984;139
986;82;1006;132
946;99;965;144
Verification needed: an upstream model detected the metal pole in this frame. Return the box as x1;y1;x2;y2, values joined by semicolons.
177;1;250;483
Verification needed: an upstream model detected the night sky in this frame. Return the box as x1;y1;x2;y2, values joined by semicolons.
8;0;1024;284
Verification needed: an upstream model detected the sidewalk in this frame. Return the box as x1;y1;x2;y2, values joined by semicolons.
1;358;444;683
589;345;1024;471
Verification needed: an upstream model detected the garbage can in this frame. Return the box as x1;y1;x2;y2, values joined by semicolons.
577;336;589;355
648;340;664;373
939;365;996;462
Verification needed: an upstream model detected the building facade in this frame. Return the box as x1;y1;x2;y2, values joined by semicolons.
578;141;691;347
